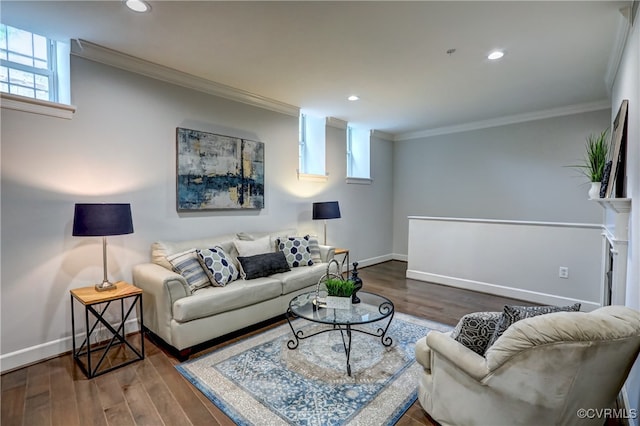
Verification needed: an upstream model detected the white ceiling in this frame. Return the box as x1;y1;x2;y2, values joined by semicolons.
1;1;630;138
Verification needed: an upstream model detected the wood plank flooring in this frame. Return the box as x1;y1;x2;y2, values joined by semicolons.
0;261;558;426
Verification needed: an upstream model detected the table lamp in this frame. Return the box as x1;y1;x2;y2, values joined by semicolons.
312;201;341;245
73;203;134;292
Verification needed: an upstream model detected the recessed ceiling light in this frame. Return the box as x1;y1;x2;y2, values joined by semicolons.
125;0;151;13
488;50;505;60
347;95;359;101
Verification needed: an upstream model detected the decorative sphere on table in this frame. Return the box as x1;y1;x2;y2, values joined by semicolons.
350;262;363;304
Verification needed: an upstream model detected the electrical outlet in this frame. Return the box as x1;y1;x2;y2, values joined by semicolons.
559;267;569;279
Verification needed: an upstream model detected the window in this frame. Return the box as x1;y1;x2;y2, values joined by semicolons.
346;126;371;180
299;112;326;178
0;23;71;108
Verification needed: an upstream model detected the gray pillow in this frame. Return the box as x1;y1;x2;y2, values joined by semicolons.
451;311;502;355
237;251;291;280
485;303;581;352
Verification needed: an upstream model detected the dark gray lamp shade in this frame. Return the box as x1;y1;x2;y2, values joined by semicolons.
312;201;341;220
72;203;134;236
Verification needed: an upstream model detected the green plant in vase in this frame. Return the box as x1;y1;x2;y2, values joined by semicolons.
325;278;356;297
566;129;610;199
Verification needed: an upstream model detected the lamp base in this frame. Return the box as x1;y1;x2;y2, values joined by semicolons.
95;280;117;292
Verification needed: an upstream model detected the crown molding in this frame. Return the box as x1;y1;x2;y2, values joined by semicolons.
394;100;611;141
605;7;633;93
371;129;394;141
70;39;299;117
326;116;348;129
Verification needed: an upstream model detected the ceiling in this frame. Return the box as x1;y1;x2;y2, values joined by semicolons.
1;1;630;138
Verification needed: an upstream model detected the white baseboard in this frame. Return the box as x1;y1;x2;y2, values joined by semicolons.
355;253;394;268
407;270;601;311
0;319;140;373
392;253;408;262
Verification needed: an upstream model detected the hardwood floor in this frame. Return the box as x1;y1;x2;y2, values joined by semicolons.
2;260;543;426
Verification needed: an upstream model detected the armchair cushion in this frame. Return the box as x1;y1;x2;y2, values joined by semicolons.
450;311;501;355
486;303;581;351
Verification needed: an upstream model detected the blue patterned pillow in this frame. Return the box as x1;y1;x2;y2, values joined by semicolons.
196;246;239;287
277;236;313;268
451;312;502;355
485;303;581;352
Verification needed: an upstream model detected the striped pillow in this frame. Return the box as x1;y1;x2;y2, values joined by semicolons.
306;235;322;264
166;249;211;291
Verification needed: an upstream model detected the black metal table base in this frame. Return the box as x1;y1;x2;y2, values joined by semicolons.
71;294;144;378
285;307;394;377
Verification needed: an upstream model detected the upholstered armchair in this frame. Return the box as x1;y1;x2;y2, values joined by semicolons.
415;305;640;426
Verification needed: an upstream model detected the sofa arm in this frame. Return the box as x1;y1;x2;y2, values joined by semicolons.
132;263;191;344
415;336;432;373
426;330;490;381
319;245;335;263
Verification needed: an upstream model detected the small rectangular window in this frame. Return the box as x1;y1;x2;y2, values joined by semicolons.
299;112;326;177
0;23;59;102
347;126;370;179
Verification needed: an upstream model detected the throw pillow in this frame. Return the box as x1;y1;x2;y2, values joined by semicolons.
306;235;322;264
233;235;273;257
166;249;211;292
196;246;239;287
277;235;314;268
237;251;291;280
485;303;582;351
450;311;502;356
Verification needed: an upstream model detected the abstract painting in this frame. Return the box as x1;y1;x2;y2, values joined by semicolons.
176;128;264;210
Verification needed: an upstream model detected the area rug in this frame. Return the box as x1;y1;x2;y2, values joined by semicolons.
176;312;451;426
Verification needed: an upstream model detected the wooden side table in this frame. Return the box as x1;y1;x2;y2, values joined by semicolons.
334;248;350;278
70;281;144;378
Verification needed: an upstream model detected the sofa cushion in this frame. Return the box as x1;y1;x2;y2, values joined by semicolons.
486;303;582;351
277;236;314;267
274;262;328;294
166;249;211;292
172;277;283;322
196;247;239;286
237;251;291;279
233;235;273;257
450;311;502;355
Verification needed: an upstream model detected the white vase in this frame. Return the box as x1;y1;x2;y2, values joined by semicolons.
325;296;352;310
588;182;601;199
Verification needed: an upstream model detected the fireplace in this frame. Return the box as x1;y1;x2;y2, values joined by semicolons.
595;198;631;306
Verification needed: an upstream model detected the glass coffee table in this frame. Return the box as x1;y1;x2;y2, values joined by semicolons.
285;291;394;376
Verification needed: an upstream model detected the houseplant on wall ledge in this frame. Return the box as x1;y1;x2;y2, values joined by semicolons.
567;129;609;199
325;277;356;309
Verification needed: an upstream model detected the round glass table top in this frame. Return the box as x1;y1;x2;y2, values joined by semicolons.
288;291;394;325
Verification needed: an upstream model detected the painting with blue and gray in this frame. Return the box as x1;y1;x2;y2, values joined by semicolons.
177;128;264;210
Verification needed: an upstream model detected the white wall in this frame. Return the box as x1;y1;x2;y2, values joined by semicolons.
407;217;603;310
611;6;640;424
392;110;610;257
0;56;394;371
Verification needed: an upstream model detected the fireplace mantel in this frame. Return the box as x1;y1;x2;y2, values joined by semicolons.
593;198;631;305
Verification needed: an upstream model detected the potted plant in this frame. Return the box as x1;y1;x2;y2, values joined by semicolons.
567;129;609;199
324;277;356;309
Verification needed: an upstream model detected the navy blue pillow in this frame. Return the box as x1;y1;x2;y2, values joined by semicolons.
237;251;291;280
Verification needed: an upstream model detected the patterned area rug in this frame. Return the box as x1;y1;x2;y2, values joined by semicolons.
176;312;451;426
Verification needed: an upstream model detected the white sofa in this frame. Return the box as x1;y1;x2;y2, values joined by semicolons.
132;230;335;355
415;305;640;426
